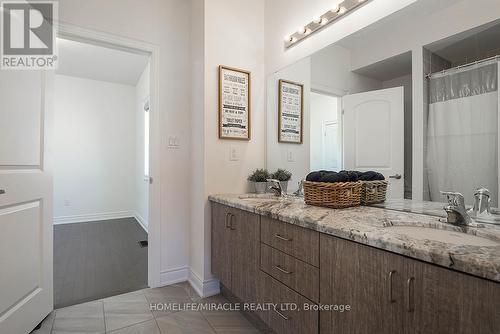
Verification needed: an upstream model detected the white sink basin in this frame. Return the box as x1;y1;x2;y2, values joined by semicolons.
389;226;499;247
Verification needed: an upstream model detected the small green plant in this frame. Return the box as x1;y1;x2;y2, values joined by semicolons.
247;168;270;182
271;169;292;181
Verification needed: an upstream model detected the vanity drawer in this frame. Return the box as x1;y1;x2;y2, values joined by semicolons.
260;216;319;267
257;270;318;334
260;243;319;302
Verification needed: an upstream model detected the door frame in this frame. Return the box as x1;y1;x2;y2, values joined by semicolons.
54;23;162;288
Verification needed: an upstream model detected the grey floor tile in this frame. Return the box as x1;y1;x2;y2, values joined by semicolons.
143;284;193;318
103;300;153;332
106;319;160;334
53;301;105;333
156;311;215;334
102;290;148;303
201;310;254;331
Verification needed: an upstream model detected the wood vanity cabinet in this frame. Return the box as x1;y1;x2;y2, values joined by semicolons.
320;234;500;334
211;202;260;303
212;202;500;334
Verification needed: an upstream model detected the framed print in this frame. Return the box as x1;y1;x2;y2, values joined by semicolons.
278;79;303;144
218;65;251;140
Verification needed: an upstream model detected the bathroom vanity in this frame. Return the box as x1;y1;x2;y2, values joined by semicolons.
209;195;500;334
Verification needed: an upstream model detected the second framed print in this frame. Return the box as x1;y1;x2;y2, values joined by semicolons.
278;79;304;144
218;65;251;140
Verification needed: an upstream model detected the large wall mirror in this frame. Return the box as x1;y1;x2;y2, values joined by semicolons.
266;16;500;208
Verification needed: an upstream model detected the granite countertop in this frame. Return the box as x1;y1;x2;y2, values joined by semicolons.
209;194;500;283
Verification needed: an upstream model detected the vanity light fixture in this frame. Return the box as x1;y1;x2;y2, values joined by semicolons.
284;0;371;48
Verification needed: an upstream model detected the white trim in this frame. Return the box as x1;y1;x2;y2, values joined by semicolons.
188;270;220;298
311;83;347;97
54;22;162;288
134;211;148;233
159;266;190;286
53;211;136;225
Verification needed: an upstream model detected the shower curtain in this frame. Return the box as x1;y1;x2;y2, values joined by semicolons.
426;62;499;206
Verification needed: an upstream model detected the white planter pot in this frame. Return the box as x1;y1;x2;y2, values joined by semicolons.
279;181;289;194
253;182;268;194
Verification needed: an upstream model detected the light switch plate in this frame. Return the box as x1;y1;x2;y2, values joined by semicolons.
287;149;294;162
230;145;239;161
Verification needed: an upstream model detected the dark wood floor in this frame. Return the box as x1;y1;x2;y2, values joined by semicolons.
53;218;148;308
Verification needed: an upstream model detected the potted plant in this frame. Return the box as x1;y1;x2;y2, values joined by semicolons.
271;169;292;194
247;169;270;193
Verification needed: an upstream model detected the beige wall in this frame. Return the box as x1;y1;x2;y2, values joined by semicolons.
189;0;266;294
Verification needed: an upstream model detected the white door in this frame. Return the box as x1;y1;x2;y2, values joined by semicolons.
323;121;341;171
0;70;53;333
343;87;404;199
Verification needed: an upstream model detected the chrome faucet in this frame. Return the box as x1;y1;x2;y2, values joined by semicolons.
441;191;473;226
293;179;305;197
267;179;285;197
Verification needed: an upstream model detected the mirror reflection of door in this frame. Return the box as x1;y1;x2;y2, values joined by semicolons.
343;87;405;199
310;92;341;172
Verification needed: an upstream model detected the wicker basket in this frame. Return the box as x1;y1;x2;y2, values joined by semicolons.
303;181;362;209
360;180;388;205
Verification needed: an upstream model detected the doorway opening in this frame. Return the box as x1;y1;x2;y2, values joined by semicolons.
51;37;151;308
310;91;342;172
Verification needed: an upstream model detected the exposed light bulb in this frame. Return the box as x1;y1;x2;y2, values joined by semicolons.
297;26;307;34
358;0;366;2
338;6;347;14
284;35;292;42
313;16;322;24
320;17;328;25
331;4;340;13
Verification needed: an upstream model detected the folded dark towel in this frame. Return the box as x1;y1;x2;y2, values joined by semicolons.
306;170;385;183
358;171;385;181
319;171;349;183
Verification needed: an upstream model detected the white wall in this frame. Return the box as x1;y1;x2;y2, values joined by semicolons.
311;44;382;95
58;0;192;287
189;0;266;295
135;63;150;228
267;57;311;192
53;75;136;222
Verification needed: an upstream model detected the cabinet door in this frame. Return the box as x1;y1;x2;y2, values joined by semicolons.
258;271;318;334
211;202;232;289
230;208;260;303
408;260;500;334
320;234;405;334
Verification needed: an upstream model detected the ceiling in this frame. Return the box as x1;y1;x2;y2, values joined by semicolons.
425;19;500;65
56;38;150;86
353;51;412;81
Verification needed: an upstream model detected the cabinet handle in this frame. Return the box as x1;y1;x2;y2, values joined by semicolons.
407;277;415;313
274;234;292;242
388;270;396;303
0;189;5;195
230;214;236;230
274;265;293;275
225;213;231;229
274;309;290;321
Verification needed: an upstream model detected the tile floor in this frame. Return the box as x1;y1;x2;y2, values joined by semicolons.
32;282;261;334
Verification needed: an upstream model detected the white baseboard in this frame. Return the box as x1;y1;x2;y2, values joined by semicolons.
159;266;190;286
133;211;149;233
158;267;220;299
53;211;136;225
188;270;220;298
